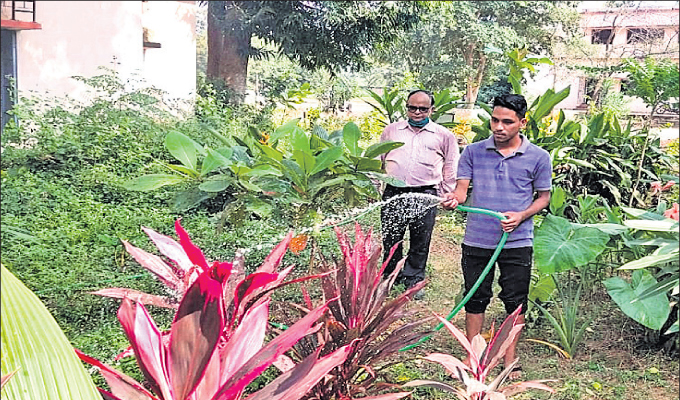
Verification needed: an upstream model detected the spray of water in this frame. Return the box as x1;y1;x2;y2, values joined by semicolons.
238;192;446;256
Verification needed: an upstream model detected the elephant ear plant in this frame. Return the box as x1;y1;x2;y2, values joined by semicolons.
79;220;352;400
403;307;556;400
274;223;430;400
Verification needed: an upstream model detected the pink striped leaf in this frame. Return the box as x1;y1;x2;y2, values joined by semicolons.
219;298;270;384
75;349;157;400
89;288;177;309
245;342;356;400
175;219;209;270
168;271;225;400
212;298;335;400
255;231;293;273
122;240;182;292
117;298;173;400
142;226;193;274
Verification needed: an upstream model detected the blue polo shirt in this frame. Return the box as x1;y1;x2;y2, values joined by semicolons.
458;135;552;249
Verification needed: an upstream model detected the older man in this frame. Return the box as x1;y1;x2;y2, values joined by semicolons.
380;89;459;298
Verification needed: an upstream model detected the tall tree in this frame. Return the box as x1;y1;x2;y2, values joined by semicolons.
375;1;579;108
204;1;423;103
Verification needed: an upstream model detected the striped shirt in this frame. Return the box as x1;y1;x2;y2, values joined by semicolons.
458;135;552;249
380;120;459;196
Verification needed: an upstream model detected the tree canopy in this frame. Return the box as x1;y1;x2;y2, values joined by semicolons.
374;1;580;107
204;1;425;102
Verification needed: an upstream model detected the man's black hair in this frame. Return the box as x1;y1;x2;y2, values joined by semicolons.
407;89;435;107
492;94;527;119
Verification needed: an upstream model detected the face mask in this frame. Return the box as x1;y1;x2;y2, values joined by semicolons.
408;117;429;128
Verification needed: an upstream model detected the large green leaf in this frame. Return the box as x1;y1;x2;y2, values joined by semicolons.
293;149;316;175
535;214;611;274
201;148;232;176
199;177;231;193
343;122;362;157
310;146;343;176
528;273;557;304
270;118;301;144
351;157;383;172
362;141;404;160
291;125;311;154
531;86;570;121
604;270;671;330
166;130;203;171
256;143;284;162
624;219;679;232
619;252;679;270
124;174;186;191
172;188;212;211
1;265;101;399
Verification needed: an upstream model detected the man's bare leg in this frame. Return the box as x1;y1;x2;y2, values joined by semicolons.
463;312;485;368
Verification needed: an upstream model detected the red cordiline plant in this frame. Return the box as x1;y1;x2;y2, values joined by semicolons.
78;219;351;400
403;307;556;400
278;223;431;400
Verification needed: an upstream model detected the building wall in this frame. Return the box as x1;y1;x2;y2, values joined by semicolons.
525;5;679;115
14;1;195;102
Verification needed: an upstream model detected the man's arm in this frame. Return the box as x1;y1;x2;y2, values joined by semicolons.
500;190;550;233
441;179;470;209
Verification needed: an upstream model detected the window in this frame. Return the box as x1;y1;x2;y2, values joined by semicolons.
627;28;665;44
592;29;615;45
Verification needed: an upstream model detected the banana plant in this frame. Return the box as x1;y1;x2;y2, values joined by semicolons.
2;265;101;400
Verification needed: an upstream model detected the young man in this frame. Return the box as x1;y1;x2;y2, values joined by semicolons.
380;89;459;298
442;94;551;378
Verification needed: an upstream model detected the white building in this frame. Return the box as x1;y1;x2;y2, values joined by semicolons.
1;1;197;127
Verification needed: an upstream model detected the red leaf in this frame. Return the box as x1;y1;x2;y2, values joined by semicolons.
75;349;158;400
168;271;226;399
117;298;173;400
480;306;523;368
174;218;209;270
123;240;182;292
89;288;177;309
1;369;18;389
210;260;232;283
219;298;270;383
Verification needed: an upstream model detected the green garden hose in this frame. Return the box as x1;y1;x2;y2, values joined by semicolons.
399;205;508;351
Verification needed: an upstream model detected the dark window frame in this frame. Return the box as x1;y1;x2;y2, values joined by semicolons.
627;28;665;44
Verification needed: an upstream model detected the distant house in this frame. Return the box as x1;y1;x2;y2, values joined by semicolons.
1;1;197;127
526;2;679;119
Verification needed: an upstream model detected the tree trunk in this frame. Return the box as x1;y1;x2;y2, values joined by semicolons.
465;53;487;109
206;1;250;104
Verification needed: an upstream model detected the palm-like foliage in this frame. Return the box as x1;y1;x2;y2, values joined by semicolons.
404;307;556;400
277;223;431;400
79;220;349;400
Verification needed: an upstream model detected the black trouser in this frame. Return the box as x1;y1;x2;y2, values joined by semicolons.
461;244;533;315
381;184;437;282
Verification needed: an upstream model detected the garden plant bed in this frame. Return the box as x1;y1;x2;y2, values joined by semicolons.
372;219;680;400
